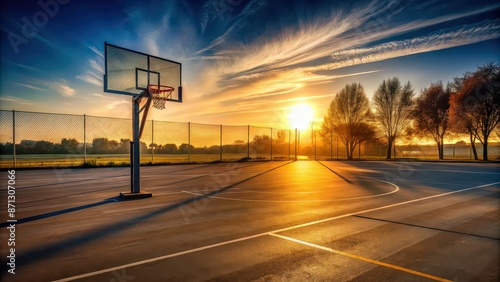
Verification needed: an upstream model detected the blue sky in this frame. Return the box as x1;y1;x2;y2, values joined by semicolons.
1;0;499;128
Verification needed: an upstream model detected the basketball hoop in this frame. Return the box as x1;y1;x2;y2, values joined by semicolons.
148;85;175;110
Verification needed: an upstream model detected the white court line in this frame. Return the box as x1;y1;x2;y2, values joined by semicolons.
269;233;452;282
417;169;500;175
182;178;400;203
326;163;500;175
54;181;500;282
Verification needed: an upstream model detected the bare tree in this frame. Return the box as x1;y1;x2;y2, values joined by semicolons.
450;63;500;161
372;77;414;159
413;81;451;160
449;72;478;159
276;130;287;144
322;83;376;160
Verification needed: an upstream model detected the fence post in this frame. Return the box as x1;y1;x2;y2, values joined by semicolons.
288;130;291;161
295;128;298;161
83;114;86;164
12;110;16;168
152;120;154;164
314;129;317;160
220;124;223;162
297;130;300;156
270;127;273;161
247;125;250;159
359;142;361;159
188;122;191;163
336;137;339;159
330;129;333;160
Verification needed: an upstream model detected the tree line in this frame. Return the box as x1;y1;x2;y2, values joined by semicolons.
0;133;291;155
321;63;500;160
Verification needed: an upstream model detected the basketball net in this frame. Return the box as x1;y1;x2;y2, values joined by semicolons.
148;85;174;110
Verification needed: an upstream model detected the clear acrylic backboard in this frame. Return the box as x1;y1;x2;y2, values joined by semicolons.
103;43;182;102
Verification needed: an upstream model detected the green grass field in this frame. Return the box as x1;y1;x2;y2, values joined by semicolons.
0;153;294;168
1;144;498;168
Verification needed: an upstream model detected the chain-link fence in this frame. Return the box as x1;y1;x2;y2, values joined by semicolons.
296;129;500;161
0;110;295;168
1;110;499;168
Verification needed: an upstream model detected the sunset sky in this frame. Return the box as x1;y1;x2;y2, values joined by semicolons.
1;0;499;129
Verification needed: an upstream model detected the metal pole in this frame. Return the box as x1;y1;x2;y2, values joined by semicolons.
130;141;134;193
188;122;191;163
313;128;317;160
330;129;333;159
152;120;154;164
298;130;300;156
12;110;16;168
336;137;339;159
359;142;361;159
379;143;382;159
288;130;291;161
132;100;141;193
83;114;86;164
220;124;223;162
270;128;273;161
294;128;298;161
247;125;250;158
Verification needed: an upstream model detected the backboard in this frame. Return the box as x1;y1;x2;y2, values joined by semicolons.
104;43;182;102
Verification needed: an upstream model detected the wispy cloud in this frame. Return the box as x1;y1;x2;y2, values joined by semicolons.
76;71;103;87
77;45;104;86
198;0;268;53
87;44;104;57
0;95;34;105
145;30;160;56
122;9;143;24
91;93;110;98
14;63;43;73
314;19;500;71
11;82;44;91
106;99;128;110
39;80;76;97
184;0;499;125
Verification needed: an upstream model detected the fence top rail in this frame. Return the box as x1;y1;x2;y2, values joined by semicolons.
1;109;83;118
0;109;296;131
222;125;252;128
189;122;221;127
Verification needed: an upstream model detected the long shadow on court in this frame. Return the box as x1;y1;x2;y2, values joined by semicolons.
0;198;119;228
148;161;271;187
316;161;352;183
12;171;129;190
8;161;294;268
9;162;266;206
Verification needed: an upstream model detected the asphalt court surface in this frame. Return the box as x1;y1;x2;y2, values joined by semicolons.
0;160;499;281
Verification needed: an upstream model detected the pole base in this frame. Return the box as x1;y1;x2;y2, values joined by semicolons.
119;191;153;199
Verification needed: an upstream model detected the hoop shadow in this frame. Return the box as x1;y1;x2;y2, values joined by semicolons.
0;197;119;228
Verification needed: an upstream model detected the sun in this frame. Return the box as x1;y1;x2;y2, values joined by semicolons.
288;103;314;130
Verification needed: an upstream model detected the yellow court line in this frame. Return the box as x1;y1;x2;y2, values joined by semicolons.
269;233;452;282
